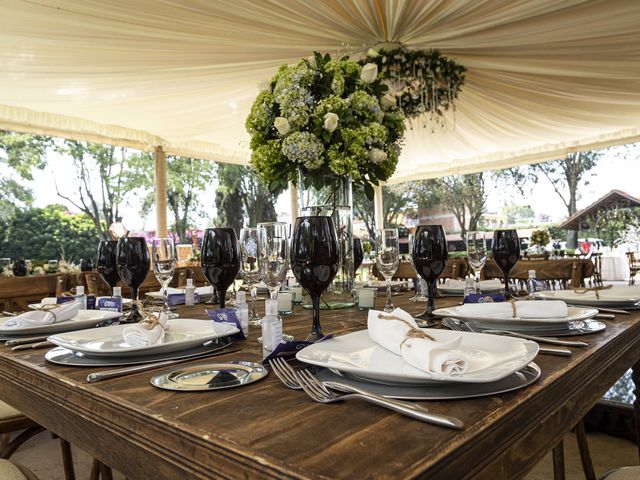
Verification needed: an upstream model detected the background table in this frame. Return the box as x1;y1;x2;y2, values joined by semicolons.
0;295;639;479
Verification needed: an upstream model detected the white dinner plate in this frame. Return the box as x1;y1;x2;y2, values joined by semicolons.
531;286;640;307
29;297;133;310
0;310;122;335
296;329;538;385
146;286;215;299
47;319;238;358
432;305;598;327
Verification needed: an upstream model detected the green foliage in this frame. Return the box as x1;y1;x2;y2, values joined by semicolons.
0;204;99;260
353;184;416;239
501;204;535;225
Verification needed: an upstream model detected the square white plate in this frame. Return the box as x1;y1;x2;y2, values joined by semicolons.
47;319;238;357
432;305;597;327
531;286;640;307
296;329;538;385
0;310;122;335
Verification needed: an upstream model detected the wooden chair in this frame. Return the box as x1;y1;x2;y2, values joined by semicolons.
482;258;592;289
590;252;603;287
0;274;66;312
625;252;640;285
0;459;41;480
600;466;640;479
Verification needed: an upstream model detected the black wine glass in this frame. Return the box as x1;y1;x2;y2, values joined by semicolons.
412;225;448;326
201;228;241;309
116;237;150;323
80;257;94;272
492;229;521;299
353;238;364;273
291;216;340;341
97;240;119;293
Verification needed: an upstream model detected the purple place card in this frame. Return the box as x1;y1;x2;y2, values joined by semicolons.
262;334;334;365
168;293;200;306
56;297;75;305
463;293;505;304
206;308;246;340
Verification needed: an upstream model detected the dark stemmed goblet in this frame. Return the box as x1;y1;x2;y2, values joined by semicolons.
492;229;521;299
290;216;340;342
116;237;150;323
412;225;448;327
353;238;364;273
97;240;119;294
201;228;241;309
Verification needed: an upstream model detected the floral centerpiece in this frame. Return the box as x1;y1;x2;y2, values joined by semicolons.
246;52;405;199
530;229;551;248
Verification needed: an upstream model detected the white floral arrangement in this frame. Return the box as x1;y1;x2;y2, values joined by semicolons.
57;260;80;274
246;52;405;199
1;265;14;277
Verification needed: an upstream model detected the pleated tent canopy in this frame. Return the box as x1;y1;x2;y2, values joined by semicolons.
1;0;640;183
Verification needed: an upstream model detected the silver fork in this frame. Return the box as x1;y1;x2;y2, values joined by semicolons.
269;357;302;390
294;369;464;429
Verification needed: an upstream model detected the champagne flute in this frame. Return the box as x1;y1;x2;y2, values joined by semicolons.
290;216;339;341
116;237;150;323
375;228;400;313
151;237;176;318
412;225;448;326
465;231;487;293
492;229;521;299
239;227;261;326
258;222;290;300
96;240;119;294
201;228;241;309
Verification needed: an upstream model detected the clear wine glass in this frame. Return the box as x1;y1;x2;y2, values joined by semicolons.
239;227;261;326
375;228;400;312
151;238;176;318
257;222;290;300
466;231;487;293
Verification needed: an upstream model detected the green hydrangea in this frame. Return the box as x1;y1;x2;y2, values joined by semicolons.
250;140;285;183
350;91;382;122
315;95;349;118
282;132;325;170
245;90;275;135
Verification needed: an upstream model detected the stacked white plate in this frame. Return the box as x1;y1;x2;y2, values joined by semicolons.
437;279;503;296
0;310;121;336
531;285;640;309
146;286;216;299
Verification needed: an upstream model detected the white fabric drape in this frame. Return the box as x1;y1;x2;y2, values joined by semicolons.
0;0;639;181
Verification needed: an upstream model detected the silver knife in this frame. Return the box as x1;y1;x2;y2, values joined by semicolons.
12;341;53;351
481;329;588;347
86;348;241;383
567;304;631;314
6;335;50;346
538;347;572;357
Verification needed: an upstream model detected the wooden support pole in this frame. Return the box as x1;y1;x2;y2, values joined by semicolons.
290;182;299;221
374;184;384;229
155;146;168;237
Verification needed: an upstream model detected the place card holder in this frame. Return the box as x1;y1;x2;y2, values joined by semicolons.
463;293;505;304
207;308;246;340
357;288;376;310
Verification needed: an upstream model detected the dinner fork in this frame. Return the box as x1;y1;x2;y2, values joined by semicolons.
294;369;464;429
269;357;302;390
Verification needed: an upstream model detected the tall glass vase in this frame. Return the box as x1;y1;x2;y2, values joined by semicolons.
298;172;355;309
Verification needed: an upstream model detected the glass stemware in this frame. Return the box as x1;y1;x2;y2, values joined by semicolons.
116;237;150;322
353;238;364;276
375;228;400;313
201;228;241;309
257;222;290;301
290;216;339;341
465;231;487;293
412;225;448;326
492;229;521;299
151;238;176;318
96;240;119;294
239;227;261;326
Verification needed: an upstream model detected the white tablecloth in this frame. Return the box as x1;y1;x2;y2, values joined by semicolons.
601;254;629;281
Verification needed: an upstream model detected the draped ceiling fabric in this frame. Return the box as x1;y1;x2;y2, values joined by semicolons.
1;0;640;183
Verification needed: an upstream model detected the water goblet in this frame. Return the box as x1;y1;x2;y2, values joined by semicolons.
412;225;448;326
201;228;241;309
375;228;400;313
465;231;487;293
151;237;176;318
257;222;290;300
492;229;521;299
116;237;150;323
239;227;261;326
97;240;119;294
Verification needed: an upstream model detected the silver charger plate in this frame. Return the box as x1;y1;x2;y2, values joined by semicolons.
315;363;541;400
151;361;267;391
468;319;606;337
44;337;233;367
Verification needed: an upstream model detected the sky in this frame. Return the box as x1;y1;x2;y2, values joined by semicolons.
29;144;640;230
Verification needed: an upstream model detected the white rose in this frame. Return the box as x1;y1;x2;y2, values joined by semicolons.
307;55;317;68
274;117;291;135
323;112;339;132
380;93;396;109
360;63;378;84
368;148;387;164
366;48;379;58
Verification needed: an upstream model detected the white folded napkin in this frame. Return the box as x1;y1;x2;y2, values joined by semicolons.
41;297;59;305
443;279;502;289
2;302;80;329
122;312;168;347
368;308;468;375
456;300;568;319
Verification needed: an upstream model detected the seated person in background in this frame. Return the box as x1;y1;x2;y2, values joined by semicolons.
580;240;592;255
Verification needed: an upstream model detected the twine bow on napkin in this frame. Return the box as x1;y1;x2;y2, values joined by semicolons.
122;302;168;347
2;302;79;329
368;308;469;375
573;284;612;300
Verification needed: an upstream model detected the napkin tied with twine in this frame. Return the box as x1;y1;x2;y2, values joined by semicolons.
122;303;168;347
2;302;80;329
368;308;468;375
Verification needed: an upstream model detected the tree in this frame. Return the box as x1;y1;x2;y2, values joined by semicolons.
137;155;216;242
214;164;277;232
353;184;416;239
0;130;51;217
501;204;535;226
496;151;601;247
0;204;99;260
53;141;151;240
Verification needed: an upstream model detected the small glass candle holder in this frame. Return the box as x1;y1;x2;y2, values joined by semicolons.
357;288;376;311
277;291;293;315
291;286;303;305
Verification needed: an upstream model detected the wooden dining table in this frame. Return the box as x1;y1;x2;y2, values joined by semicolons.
0;294;639;479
